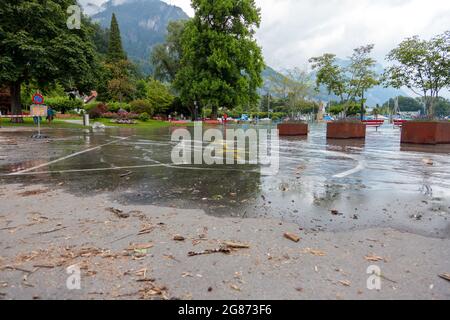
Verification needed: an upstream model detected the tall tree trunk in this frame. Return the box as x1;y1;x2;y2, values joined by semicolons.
211;105;218;120
360;91;365;121
10;81;22;114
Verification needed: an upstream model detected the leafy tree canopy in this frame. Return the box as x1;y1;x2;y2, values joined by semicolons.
174;0;265;118
0;0;99;113
383;31;449;117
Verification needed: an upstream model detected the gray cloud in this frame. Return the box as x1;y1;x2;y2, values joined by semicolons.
81;0;449;70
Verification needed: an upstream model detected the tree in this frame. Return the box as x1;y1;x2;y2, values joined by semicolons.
310;45;378;118
107;13;126;62
104;60;136;102
174;0;265;118
151;20;186;82
382;96;423;113
434;97;450;117
384;31;450;117
268;67;314;116
0;0;98;114
147;78;175;114
309;54;346;102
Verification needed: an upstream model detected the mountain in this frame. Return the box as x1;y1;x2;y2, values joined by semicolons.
89;0;189;73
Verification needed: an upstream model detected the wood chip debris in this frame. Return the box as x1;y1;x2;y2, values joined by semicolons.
364;254;385;262
222;241;250;249
439;273;450;282
107;207;130;219
339;280;351;287
188;246;231;257
284;232;301;243
302;248;326;256
173;235;185;241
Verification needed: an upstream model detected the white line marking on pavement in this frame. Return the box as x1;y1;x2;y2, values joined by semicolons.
9;136;132;175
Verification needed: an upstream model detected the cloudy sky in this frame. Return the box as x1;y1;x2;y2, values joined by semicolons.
166;0;450;70
85;0;449;70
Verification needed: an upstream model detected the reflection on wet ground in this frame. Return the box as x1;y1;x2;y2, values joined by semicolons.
1;123;450;238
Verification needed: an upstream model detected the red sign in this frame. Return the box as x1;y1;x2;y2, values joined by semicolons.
32;93;44;105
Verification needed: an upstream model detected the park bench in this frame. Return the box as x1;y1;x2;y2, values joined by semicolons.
362;119;384;131
393;119;408;127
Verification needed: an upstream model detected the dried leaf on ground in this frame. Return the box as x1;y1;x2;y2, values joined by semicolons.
173;235;185;241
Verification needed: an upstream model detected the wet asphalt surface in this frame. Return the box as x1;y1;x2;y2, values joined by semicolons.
1;123;450;239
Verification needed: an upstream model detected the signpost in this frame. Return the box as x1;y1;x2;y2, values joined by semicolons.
32;93;44;105
30;92;47;138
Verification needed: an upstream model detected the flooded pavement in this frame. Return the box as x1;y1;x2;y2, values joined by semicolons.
1;123;450;238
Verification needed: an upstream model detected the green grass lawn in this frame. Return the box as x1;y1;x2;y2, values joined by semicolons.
0;117;192;129
0;117;84;129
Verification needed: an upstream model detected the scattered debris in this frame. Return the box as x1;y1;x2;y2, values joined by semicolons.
139;285;168;300
284;232;301;243
138;224;154;235
120;171;133;178
127;243;154;251
302;248;326;256
339;280;351;287
364;254;385;262
438;273;450;282
188;246;231;257
230;284;241;291
107;207;130;219
33;264;55;269
330;209;342;216
222;241;250;249
36;226;67;235
18;189;49;197
173;235;185;241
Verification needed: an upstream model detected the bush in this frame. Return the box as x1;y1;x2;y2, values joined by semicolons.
46;96;83;113
102;112;119;119
84;102;102;113
130;99;153;115
138;112;150;122
107;102;131;113
88;106;105;119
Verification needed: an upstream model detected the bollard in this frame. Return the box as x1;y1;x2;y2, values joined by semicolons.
83;113;90;126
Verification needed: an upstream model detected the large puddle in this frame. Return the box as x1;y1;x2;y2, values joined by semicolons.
1;123;450;238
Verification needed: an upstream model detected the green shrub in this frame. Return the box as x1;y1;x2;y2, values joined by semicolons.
84;102;101;113
45;97;83;113
107;102;131;112
130;99;153;115
138;112;150;122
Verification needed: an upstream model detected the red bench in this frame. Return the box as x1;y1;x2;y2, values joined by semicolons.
394;120;408;127
362;120;384;131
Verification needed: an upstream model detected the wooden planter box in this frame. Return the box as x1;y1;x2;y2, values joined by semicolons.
401;121;450;145
278;123;308;136
326;121;366;139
